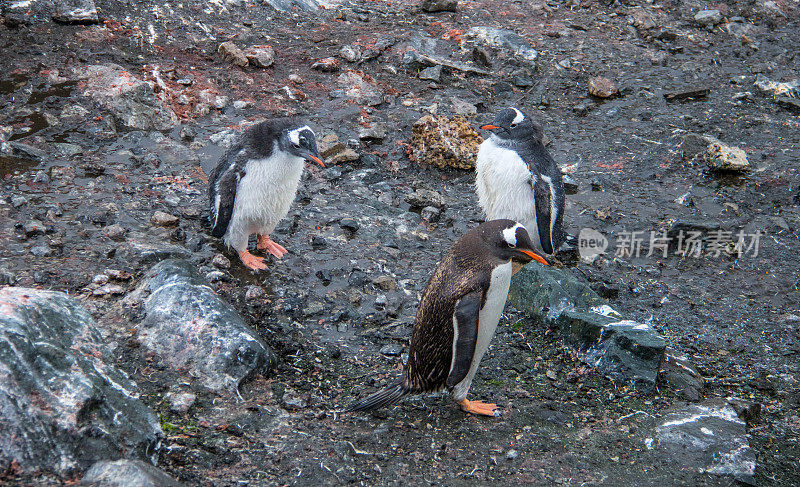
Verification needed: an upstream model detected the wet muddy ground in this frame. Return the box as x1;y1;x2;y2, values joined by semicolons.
1;0;799;485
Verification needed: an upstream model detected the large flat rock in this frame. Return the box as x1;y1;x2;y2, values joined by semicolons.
509;265;666;391
133;259;276;393
0;288;162;476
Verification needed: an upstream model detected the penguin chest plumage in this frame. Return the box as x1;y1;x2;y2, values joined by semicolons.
449;261;512;401
476;138;539;241
224;153;303;248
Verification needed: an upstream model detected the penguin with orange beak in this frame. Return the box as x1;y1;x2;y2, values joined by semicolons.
208;119;324;270
348;220;548;417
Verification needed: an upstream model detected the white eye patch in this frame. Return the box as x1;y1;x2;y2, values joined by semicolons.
502;223;525;246
288;125;313;146
511;108;525;125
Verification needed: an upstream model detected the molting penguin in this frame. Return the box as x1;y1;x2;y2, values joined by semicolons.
208;119;324;270
347;220;548;417
476;107;566;256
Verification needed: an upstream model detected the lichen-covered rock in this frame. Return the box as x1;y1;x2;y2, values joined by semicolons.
509;265;666;391
131;259;276;393
80;459;182;487
75;64;177;131
680;133;750;172
409;115;482;170
0;287;162;476
218;41;249;67
464;26;538;62
52;0;98;23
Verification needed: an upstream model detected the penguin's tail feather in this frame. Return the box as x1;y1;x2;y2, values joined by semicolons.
346;378;408;412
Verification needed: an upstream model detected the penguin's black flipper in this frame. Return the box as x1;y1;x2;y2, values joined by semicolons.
209;148;248;238
532;176;554;255
346;378;408;412
446;291;481;388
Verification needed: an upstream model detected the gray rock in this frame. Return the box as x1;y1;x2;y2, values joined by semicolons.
132;259;277;393
464;26;537;62
405;188;445;209
11;195;28;208
660;348;704;401
380;343;403;356
75;65;177;131
164;391;196;414
150;211;179;227
359;123;388;142
339;45;362;63
0;287;162;475
282;390;307;410
754;74;800;110
420;206;441;222
312;57;340;72
245;46;275;68
654;402;756;484
80;459;182;487
337;71;383;106
694;9;723;26
124;236;191;265
104;224;127;241
264;0;321;11
419;65;442;81
30;244;53;257
509;266;666;391
52;0;98;24
245;285;265;301
23;219;46;237
420;0;457;12
218;41;249;67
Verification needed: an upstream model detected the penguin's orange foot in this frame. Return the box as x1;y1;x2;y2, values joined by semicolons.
239;250;267;270
459;398;501;417
257;235;287;258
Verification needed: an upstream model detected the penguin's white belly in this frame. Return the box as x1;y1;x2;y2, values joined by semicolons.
475;139;539;243
224;155;303;249
451;261;512;401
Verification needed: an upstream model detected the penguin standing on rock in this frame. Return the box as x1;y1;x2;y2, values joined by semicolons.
347;220;549;417
208;119;324;270
476;107;566;256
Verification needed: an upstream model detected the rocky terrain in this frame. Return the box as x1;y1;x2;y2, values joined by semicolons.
1;0;799;485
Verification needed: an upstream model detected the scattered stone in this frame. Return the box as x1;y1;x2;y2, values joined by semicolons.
0;288;162;475
675;192;694;207
573;99;595;116
380;343;403;356
164;391;196;414
212;254;231;270
130;259;277;393
509;266;666;391
465;26;538;62
450;97;477;117
151;211;179;227
373;275;397;291
106;269;132;281
562;174;579;194
409;115;482;169
75;64;177;131
754;74;800;110
405;188;445;209
79;459;182;487
729;398;761;426
472;46;491;67
218;41;249;67
282;390;307;410
655;402;755;484
588;77;618;98
402;50;491;76
30;244;52;257
93;284;125;296
420;206;441;222
265;0;322;12
52;0;99;24
629;7;656;31
23;219;46;237
663;87;710;102
419;65;442;81
374;294;388;307
11;195;28;208
312;57;340;72
318;133;346;160
245;285;265;301
104;224;127;241
694;9;723;26
340;218;360;232
245;46;275;68
337;71;383;105
660;348;704;401
680;133;750;172
506;449;519;460
359;123;388;142
340;45;362;63
329;149;359;164
420;0;457;12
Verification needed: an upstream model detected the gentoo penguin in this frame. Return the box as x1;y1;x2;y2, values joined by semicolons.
347;220;548;417
209;119;324;270
476;107;566;256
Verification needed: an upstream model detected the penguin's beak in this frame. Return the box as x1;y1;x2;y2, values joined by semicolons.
519;249;549;266
299;149;325;167
480;124;500;130
307;154;325;167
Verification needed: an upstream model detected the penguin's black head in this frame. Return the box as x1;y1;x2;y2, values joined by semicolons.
480;107;543;143
482;220;549;267
280;125;325;167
